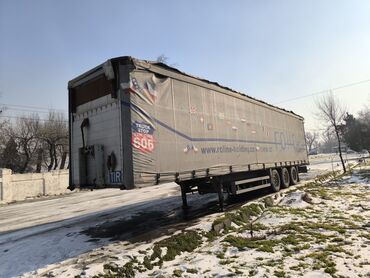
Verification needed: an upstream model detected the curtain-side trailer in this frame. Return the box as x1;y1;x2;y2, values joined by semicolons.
68;56;308;210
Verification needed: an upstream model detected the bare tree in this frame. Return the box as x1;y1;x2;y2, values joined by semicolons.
39;111;68;171
0;111;69;173
316;93;347;172
0;98;6;152
0;98;21;171
0;120;19;171
156;54;169;64
320;129;336;153
156;54;179;67
10;114;41;173
1;137;20;171
0;119;9;150
305;131;319;152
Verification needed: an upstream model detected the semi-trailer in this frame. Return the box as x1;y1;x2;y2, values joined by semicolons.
68;56;308;210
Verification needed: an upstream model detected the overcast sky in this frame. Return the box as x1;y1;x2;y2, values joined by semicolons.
1;0;370;132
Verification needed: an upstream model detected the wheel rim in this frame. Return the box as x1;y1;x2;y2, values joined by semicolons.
292;168;297;181
283;170;289;184
272;172;280;187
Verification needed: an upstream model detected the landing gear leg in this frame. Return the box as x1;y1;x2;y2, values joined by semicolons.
180;184;189;210
216;182;224;212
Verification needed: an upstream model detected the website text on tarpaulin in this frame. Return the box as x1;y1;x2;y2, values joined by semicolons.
200;145;273;154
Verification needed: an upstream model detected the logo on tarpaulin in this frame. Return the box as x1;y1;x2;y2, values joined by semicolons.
143;81;158;102
132;121;154;134
132;121;155;153
129;77;158;103
130;77;140;92
183;144;198;153
109;171;122;183
189;106;197;114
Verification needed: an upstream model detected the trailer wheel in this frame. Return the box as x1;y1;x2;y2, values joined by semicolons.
280;167;290;188
290;166;299;185
270;169;281;192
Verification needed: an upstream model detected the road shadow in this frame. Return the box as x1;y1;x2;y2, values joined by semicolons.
81;170;318;245
81;187;272;244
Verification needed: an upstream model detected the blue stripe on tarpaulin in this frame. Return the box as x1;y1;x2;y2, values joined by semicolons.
121;100;295;146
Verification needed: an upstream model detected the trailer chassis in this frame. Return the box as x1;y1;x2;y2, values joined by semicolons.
177;165;306;211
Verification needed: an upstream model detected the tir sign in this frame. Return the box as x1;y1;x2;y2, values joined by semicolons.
110;171;122;183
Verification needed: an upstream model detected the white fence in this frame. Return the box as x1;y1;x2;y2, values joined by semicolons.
0;169;70;204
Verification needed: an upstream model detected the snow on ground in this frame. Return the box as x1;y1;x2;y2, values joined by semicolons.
0;155;369;278
79;165;368;278
0;183;215;277
308;152;368;171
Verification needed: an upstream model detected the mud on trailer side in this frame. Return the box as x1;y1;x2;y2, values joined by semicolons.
68;56;308;210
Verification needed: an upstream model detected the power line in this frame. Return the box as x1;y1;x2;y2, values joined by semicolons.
0;115;68;123
275;78;370;104
1;107;68;115
0;103;67;112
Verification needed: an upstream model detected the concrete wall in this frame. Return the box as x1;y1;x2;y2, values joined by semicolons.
0;169;70;204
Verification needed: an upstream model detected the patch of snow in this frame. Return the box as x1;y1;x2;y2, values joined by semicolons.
225;246;239;256
302;270;331;277
279;191;311;208
258;213;294;226
342;175;366;184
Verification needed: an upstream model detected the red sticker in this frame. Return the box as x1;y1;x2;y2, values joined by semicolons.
132;133;155;152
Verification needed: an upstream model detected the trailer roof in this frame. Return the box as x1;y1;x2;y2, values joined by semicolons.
69;56;304;120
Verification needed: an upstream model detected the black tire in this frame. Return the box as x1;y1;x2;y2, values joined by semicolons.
290;166;299;185
280;167;290;189
270;169;281;192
